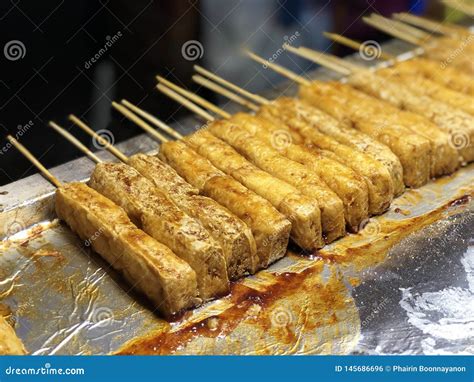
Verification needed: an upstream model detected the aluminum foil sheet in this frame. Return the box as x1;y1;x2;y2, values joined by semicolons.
0;40;473;355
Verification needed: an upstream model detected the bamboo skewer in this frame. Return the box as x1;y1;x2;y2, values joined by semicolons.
392;12;470;37
442;0;474;17
192;74;260;112
323;32;396;61
120;100;182;140
244;49;311;86
363;16;424;46
48;121;103;164
68;114;130;163
194;68;269;106
6;135;62;188
49;122;102;165
157;76;231;119
160;82;231;122
194;65;270;105
281;46;356;75
158;84;218;122
369;13;430;41
192;74;260;111
283;44;357;74
112;101;170;143
156;84;215;122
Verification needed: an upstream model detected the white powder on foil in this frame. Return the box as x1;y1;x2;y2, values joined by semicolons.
399;246;474;353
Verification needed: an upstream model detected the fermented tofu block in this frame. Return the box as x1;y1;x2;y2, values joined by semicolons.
128;154;258;279
89;163;229;300
321;82;460;178
209;120;346;243
378;69;474;116
55;182;199;317
203;175;291;268
178;195;258;278
347;71;474;164
159;141;291;269
258;102;394;215
231;113;370;231
394;58;474;96
186;129;324;249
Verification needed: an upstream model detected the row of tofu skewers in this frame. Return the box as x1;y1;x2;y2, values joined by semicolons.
8;18;473;318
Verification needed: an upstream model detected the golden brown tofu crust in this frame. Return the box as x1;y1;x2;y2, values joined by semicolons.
209;120;346;243
270;96;407;194
231;113;370;232
347;71;474;164
258;101;394;215
129;153;199;196
127;154;257;279
321;81;460;178
203;175;291;268
299;83;431;188
159;141;290;269
89;163;229;300
178;195;258;278
186;128;324;250
0;317;27;355
393;58;474;96
55;182;199;317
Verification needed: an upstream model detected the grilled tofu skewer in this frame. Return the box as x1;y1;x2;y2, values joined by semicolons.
283;47;472;166
363;14;474;75
156;78;368;235
111;103;292;269
68;115;258;280
49;121;229;300
156;82;347;242
392;12;472;38
320;35;474;116
268;47;459;181
155;82;345;245
6;135;199;317
324;33;474;96
194;64;400;206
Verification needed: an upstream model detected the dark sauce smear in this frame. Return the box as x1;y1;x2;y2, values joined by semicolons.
119;263;326;355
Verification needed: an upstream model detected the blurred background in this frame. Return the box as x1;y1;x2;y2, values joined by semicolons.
0;0;470;185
